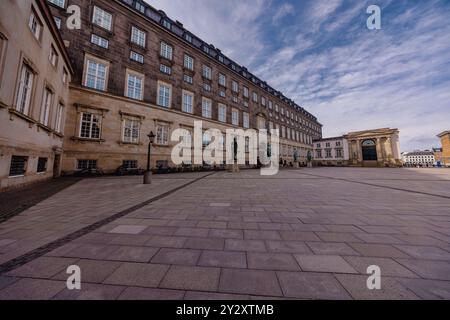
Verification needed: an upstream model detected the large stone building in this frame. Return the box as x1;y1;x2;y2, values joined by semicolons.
0;0;73;191
313;128;402;167
46;0;322;174
437;131;450;167
402;151;435;167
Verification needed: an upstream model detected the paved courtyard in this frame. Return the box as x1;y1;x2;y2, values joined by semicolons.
0;168;450;300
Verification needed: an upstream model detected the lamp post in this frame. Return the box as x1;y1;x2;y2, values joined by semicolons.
143;131;155;184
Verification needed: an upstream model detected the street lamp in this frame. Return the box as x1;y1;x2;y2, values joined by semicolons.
143;131;155;184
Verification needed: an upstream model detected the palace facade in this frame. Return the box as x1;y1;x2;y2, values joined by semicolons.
0;0;73;190
313;128;402;167
46;0;322;175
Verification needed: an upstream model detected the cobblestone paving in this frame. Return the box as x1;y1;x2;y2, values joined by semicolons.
0;168;450;300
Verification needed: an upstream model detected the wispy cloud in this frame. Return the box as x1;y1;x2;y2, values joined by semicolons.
272;3;294;24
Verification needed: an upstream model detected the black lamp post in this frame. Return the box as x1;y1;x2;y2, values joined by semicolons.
143;131;155;184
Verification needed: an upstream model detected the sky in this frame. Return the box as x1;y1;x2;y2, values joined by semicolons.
145;0;450;152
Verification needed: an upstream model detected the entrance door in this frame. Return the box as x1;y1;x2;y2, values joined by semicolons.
362;140;377;161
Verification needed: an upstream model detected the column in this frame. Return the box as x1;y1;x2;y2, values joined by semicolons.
375;138;383;165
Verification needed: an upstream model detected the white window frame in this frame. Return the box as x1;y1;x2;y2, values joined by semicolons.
40;88;53;126
28;10;42;41
156;122;170;145
182;90;194;114
219;73;226;87
48;0;65;8
79;112;101;139
55;103;64;133
202;98;212;118
15;63;34;115
157;81;171;108
202;65;212;80
92;6;112;31
84;56;108;91
125;71;144;101
91;34;109;49
131;26;146;47
122;117;140;143
130;51;144;63
160;42;173;60
218;104;227;122
243;112;249;129
184;54;194;70
232;109;239;126
232;81;239;93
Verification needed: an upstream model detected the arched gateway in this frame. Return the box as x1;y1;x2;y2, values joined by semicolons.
362;139;378;161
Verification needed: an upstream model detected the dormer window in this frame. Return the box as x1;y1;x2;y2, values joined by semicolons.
218;55;224;63
203;46;210;54
162;20;171;29
184;33;192;43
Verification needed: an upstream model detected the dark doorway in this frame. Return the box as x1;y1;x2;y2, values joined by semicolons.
362;140;377;161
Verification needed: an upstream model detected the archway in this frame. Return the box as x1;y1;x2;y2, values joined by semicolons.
362;139;377;161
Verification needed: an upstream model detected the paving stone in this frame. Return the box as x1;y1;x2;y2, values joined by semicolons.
109;234;152;246
0;239;16;247
343;256;418;278
209;229;243;239
52;259;122;283
6;257;78;278
197;221;228;229
63;244;120;260
142;226;178;236
247;253;300;271
316;232;362;243
225;239;266;252
219;268;283;297
109;225;147;235
396;278;450;299
306;242;360;256
103;263;169;288
184;237;225;250
198;250;247;268
118;287;185;300
53;283;125;300
151;248;201;266
294;255;357;274
145;235;187;248
279;231;321;241
185;291;250;300
277;271;351;299
0;278;66;300
103;246;159;263
244;230;281;240
160;266;220;291
349;243;411;258
395;259;450;280
335;274;419;300
174;227;210;237
0;276;18;290
266;240;312;254
394;245;450;260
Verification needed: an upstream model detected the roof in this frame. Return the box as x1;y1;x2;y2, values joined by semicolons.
404;151;434;156
313;136;344;142
437;131;450;138
115;0;319;123
37;0;74;75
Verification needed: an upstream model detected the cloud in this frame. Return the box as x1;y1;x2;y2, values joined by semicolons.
272;3;294;24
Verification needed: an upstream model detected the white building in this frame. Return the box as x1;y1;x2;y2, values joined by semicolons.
313;136;349;166
403;151;435;167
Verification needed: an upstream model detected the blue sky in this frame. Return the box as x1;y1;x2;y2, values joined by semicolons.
146;0;450;151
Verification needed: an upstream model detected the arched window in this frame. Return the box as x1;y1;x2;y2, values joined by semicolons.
362;139;376;147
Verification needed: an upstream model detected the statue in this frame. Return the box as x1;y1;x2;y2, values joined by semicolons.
293;148;299;168
231;137;240;173
307;150;313;168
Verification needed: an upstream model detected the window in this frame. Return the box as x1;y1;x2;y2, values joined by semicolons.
160;42;173;60
202;98;212;118
48;0;65;8
219;90;225;98
232;81;239;93
131;26;146;47
62;68;68;85
243;112;249;128
203;83;211;92
135;1;145;13
55;103;63;133
9;156;28;177
202;65;212;79
184;54;194;70
159;64;171;75
252;92;258;102
92;6;112;31
243;101;249;108
79;112;101;139
232;96;238;103
122;118;140;143
40;88;53;126
162;20;172;29
183;74;193;84
336;149;342;158
54;17;62;29
182;90;194;113
219;73;226;87
326;149;332;158
156;123;169;145
77;160;97;170
261;96;266;106
91;34;109;48
218;55;224;63
37;158;47;173
268;101;273;109
16;64;34;114
85;58;108;91
157;82;171;108
123;160;138;169
232;109;239;126
243;86;249;98
29;10;42;40
316;150;322;158
126;72;143;100
336;141;341;147
218;104;226;122
184;33;192;43
130;51;144;64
